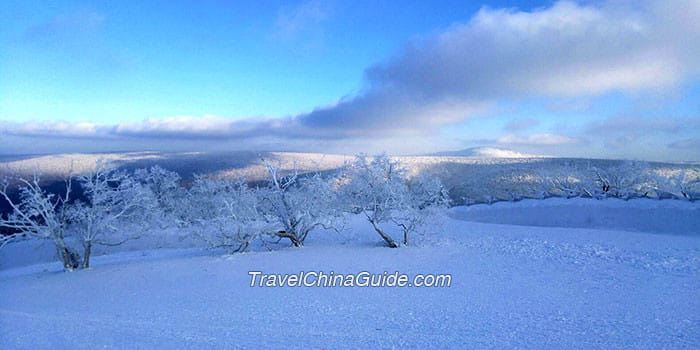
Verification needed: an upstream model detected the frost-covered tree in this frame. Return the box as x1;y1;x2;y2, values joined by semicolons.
534;161;652;200
133;165;186;226
188;176;273;253
0;175;80;270
183;175;227;225
652;168;700;201
539;162;591;199
258;160;342;247
70;165;147;268
590;161;651;199
395;174;450;245
343;154;448;247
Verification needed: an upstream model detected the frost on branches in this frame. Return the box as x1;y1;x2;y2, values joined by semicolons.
0;174;80;270
69;163;150;268
342;154;449;248
133;165;187;226
0;155;697;272
186;176;273;253
186;160;344;251
258;160;343;247
651;168;700;201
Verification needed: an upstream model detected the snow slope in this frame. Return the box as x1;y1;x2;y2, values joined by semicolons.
451;197;700;235
1;200;699;349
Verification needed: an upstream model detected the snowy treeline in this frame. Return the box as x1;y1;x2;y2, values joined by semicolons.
455;160;700;205
0;155;449;271
538;161;699;201
1;155;698;272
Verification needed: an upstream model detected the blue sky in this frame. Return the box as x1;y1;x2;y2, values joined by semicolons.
0;0;518;122
1;0;699;160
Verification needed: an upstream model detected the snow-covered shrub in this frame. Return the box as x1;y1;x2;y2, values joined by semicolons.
69;164;150;268
398;174;450;244
520;172;555;200
535;161;591;199
534;160;653;200
486;166;555;201
0;174;80;270
133;165;187;226
342;154;448;247
187;176;273;253
651;168;700;201
257;160;343;247
589;160;652;199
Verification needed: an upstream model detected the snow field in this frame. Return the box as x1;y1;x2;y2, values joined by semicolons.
1;199;699;349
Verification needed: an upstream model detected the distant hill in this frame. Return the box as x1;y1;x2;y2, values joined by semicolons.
0;150;696;213
427;147;543;158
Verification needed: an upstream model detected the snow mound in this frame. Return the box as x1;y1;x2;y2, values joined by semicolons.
450;198;700;235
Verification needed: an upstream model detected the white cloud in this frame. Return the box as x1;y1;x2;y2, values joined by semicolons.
3;0;700;158
498;133;579;145
298;0;700;135
1;115;324;140
113;115;259;138
0;120;113;138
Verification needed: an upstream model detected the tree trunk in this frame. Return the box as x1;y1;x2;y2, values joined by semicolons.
275;230;303;247
54;238;80;271
370;220;399;248
238;241;249;253
83;241;92;269
403;230;409;246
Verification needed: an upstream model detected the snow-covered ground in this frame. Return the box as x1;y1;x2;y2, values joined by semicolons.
1;199;699;349
451;197;700;235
